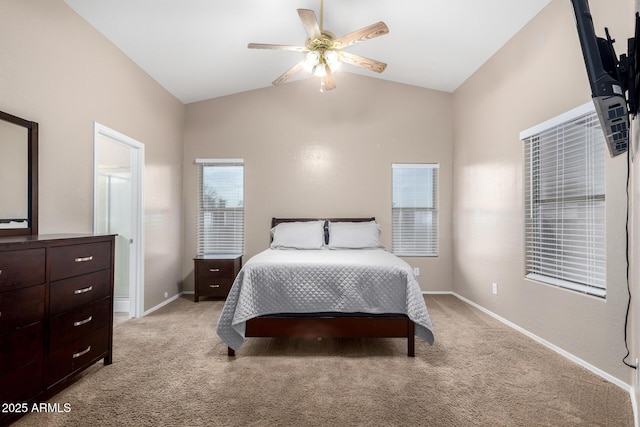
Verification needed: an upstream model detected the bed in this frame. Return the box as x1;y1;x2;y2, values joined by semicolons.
216;217;434;357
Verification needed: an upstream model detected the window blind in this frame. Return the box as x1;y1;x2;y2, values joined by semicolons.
196;160;244;255
523;109;606;297
392;163;439;257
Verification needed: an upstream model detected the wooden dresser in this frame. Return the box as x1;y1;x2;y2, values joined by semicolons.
0;234;114;421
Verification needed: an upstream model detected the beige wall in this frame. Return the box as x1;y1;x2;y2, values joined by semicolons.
0;0;185;311
453;0;634;383
182;74;454;293
632;115;640;402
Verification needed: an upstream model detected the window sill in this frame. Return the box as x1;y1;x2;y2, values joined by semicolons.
525;273;606;298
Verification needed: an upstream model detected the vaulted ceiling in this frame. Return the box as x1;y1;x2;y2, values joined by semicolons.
63;0;551;104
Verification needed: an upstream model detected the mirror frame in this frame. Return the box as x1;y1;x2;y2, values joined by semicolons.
0;110;38;237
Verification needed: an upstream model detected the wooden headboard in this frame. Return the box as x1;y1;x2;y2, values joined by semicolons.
271;217;375;228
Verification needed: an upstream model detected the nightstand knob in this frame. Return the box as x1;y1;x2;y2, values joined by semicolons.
209;268;220;272
210;284;221;288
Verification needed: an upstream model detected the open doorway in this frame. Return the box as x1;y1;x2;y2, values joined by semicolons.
94;123;144;319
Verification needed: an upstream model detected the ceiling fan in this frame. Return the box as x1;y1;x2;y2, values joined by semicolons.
248;0;389;91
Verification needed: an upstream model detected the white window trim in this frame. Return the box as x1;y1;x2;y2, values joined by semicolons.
525;273;606;298
196;159;245;256
520;101;595;140
195;158;244;164
521;103;606;298
391;162;439;257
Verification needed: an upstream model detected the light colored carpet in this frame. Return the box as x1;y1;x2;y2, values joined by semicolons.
12;295;633;426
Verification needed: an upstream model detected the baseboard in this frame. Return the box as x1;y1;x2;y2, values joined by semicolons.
632;386;639;427
113;297;130;313
423;291;633;394
142;292;183;317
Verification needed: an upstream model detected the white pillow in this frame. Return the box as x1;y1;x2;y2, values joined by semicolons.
270;221;325;250
328;221;383;249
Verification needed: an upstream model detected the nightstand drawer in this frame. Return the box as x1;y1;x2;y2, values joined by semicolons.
50;269;112;316
196;259;236;279
196;278;234;297
0;248;45;291
49;241;112;281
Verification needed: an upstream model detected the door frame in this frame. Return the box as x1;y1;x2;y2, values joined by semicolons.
93;122;145;318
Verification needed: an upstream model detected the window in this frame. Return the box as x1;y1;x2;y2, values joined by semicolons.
196;159;244;255
521;104;606;297
392;163;439;257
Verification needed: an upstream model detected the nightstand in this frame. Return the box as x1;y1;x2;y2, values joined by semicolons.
193;254;242;302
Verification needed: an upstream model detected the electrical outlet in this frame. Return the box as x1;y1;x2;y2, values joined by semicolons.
492;283;498;295
413;267;420;277
164;291;168;299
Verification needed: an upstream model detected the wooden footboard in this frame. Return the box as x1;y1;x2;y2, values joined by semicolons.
227;315;415;357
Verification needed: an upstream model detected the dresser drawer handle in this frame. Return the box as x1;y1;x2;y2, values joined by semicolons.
73;316;93;327
75;256;94;263
209;284;221;288
74;285;93;295
73;346;91;359
209;268;221;272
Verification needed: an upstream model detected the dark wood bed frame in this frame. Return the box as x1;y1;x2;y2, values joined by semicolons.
227;217;416;357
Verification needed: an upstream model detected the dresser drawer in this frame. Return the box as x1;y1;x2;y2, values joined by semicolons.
46;326;109;387
49;241;112;281
0;248;45;291
0;358;43;404
196;277;234;297
196;259;237;279
0;322;43;376
0;284;45;334
49;298;111;348
50;269;112;316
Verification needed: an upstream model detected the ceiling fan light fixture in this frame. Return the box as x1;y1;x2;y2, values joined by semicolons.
303;51;321;73
313;63;327;77
324;50;340;72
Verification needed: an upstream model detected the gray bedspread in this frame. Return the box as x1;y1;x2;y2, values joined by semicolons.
216;248;434;350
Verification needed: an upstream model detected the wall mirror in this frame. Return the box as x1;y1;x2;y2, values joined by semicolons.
0;110;38;237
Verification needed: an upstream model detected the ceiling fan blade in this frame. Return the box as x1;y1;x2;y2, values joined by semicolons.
298;9;321;40
321;65;337;91
339;51;387;73
248;43;306;52
333;21;389;49
273;61;306;85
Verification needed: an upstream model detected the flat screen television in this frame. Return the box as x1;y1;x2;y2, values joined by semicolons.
570;0;637;157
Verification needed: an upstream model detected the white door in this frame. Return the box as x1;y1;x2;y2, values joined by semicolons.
94;123;144;318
